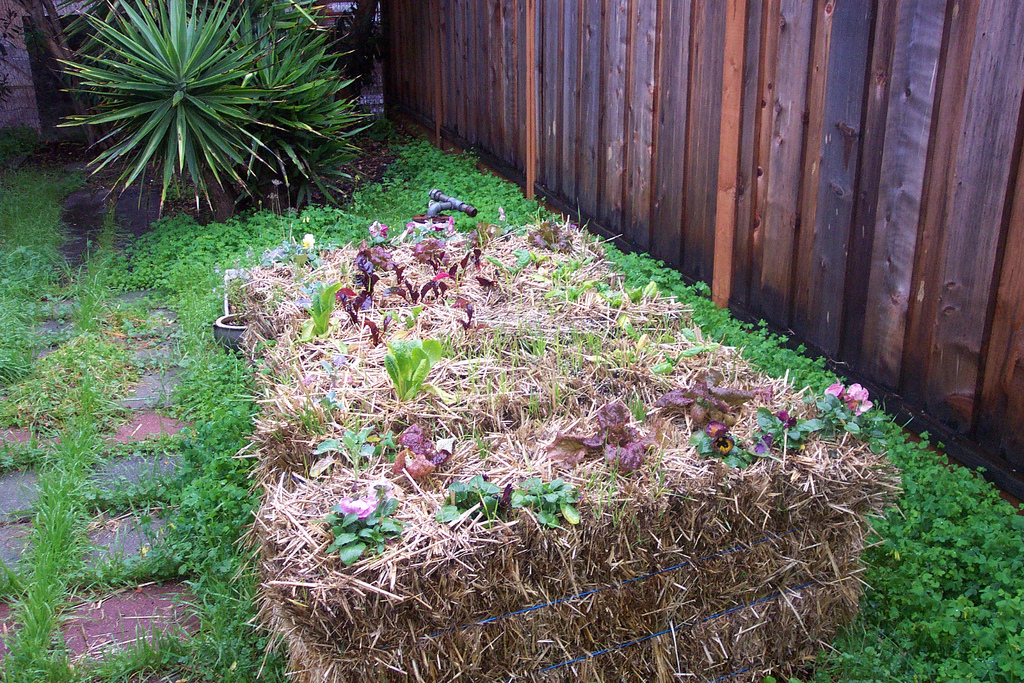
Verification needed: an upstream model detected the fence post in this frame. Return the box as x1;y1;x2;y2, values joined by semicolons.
712;0;748;308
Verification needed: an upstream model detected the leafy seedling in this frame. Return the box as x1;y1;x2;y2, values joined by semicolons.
436;475;509;525
547;401;654;473
384;338;444;401
298;281;343;341
511;478;580;528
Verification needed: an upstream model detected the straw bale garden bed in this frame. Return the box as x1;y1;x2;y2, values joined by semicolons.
236;216;899;682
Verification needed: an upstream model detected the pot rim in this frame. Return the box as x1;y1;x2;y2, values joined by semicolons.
214;314;247;330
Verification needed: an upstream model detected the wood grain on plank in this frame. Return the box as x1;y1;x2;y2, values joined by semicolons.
539;0;563;193
924;0;1024;432
649;0;692;267
730;0;765;307
562;0;582;202
683;0;726;284
978;142;1024;468
901;0;978;409
857;0;947;386
792;0;873;356
624;0;658;250
600;0;629;232
713;0;747;307
578;0;603;218
749;0;781;316
757;0;814;327
527;0;538;198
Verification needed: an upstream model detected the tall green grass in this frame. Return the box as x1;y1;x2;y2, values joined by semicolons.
0;170;82;386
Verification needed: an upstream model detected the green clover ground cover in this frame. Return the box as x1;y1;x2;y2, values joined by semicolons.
106;131;1024;682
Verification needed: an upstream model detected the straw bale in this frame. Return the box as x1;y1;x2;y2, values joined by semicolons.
239;225;900;681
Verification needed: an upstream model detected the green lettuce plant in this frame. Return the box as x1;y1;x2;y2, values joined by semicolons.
298;282;343;341
384;339;443;401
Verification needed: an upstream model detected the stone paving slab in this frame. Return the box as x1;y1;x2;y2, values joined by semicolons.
92;455;179;490
133;348;173;363
0;429;32;446
120;369;181;410
111;412;192;444
61;583;199;659
87;514;166;567
113;290;159;306
0;471;37;524
0;523;31;573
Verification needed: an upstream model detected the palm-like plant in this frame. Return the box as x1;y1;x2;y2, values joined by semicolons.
241;0;366;207
63;0;265;216
65;0;367;216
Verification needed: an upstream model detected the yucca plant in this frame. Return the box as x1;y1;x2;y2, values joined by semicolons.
240;0;366;207
63;0;264;218
64;0;367;217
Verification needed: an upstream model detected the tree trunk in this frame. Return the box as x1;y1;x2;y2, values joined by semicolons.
13;0;96;143
203;169;237;223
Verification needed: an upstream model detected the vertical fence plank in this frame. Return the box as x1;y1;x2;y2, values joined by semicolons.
978;141;1024;468
540;0;564;194
577;0;603;218
649;0;692;267
791;0;873;355
526;0;538;198
840;0;898;369
854;0;947;387
756;0;814;327
923;1;1024;431
749;0;780;315
712;0;748;307
452;0;466;139
484;0;499;154
561;0;581;203
600;0;629;232
901;0;977;410
730;0;764;308
432;0;443;143
683;0;726;283
624;0;658;250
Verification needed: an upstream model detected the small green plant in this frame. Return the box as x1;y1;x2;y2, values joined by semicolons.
325;484;403;566
298;281;343;341
436;475;506;524
511;478;580;528
384;338;444;401
314;427;394;472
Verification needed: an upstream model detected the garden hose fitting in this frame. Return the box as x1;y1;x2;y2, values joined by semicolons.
427;189;478;218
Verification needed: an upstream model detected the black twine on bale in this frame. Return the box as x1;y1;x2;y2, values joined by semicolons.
424;527;802;640
530;581;816;677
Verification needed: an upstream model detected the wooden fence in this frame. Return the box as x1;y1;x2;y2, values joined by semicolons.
383;0;1024;489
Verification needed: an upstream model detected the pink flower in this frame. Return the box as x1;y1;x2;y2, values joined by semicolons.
498;206;506;222
369;221;389;239
825;383;845;399
334;495;376;520
847;384;869;403
847;384;872;415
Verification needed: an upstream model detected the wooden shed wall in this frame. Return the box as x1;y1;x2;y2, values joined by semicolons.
383;0;1024;481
